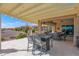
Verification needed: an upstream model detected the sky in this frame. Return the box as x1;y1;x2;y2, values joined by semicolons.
1;14;37;28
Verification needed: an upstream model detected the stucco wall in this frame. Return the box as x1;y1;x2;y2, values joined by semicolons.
62;18;74;25
55;18;74;32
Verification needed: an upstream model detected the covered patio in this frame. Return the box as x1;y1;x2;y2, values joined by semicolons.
0;3;79;56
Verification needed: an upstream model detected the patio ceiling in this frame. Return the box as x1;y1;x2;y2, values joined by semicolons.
0;3;79;24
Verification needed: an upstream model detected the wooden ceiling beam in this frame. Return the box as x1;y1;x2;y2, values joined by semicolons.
22;6;75;19
9;3;23;13
17;4;43;17
16;4;41;15
20;4;56;18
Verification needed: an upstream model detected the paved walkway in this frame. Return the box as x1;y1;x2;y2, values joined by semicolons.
0;38;79;56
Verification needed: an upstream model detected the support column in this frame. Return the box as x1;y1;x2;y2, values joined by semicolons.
0;13;1;50
52;24;55;33
55;19;62;32
73;5;79;46
74;14;79;46
38;20;42;33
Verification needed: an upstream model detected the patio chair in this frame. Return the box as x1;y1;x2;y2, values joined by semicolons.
57;32;67;41
52;32;67;41
27;35;34;51
47;33;54;47
52;32;60;40
32;35;47;56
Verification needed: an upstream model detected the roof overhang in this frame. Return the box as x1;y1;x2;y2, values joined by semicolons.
0;3;79;24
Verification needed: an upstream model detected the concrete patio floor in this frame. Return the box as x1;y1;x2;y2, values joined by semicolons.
0;38;79;56
50;40;79;56
0;38;49;56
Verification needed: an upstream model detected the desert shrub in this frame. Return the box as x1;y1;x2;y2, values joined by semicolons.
25;30;28;33
32;28;36;33
16;33;26;39
15;28;22;31
1;37;5;41
32;28;38;33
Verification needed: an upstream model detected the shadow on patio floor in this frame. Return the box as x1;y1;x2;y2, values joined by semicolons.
0;49;27;56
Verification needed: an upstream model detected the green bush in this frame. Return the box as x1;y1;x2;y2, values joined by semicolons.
25;30;28;33
16;33;26;39
15;28;28;34
32;28;36;33
15;28;22;31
